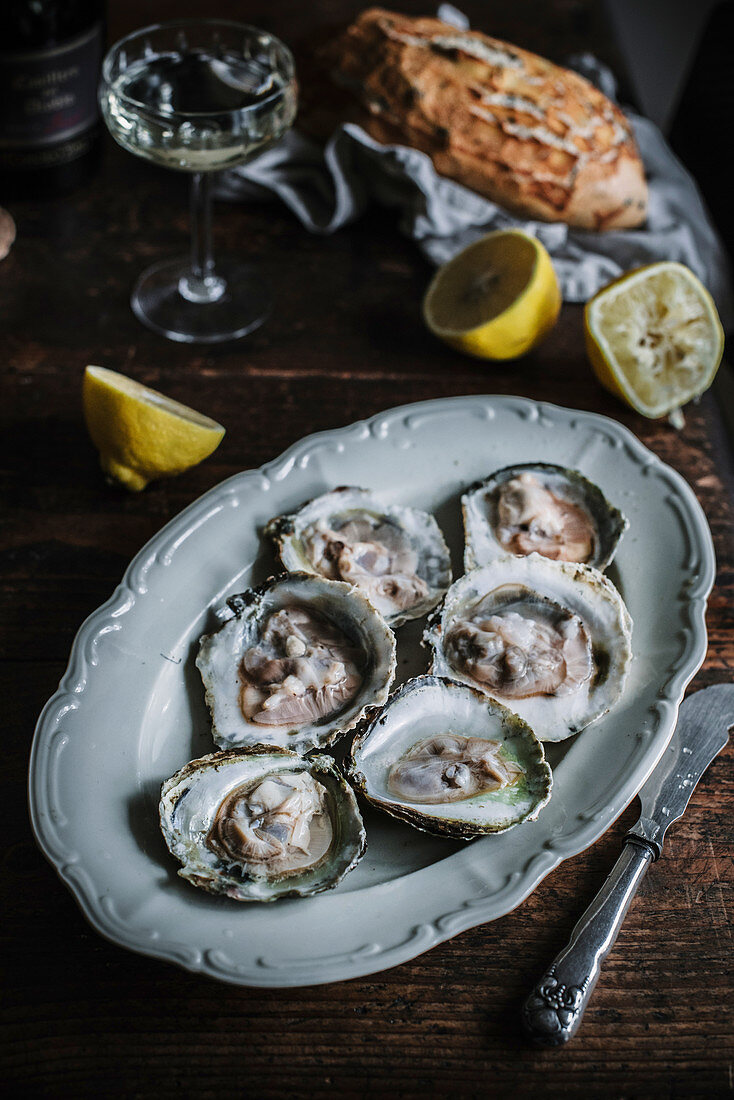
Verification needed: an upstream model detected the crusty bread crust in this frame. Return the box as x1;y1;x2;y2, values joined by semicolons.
318;8;648;230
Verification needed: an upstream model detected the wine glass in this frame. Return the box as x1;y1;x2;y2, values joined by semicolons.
99;20;297;343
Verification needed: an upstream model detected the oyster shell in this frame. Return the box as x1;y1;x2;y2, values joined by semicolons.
462;463;627;572
160;747;366;902
197;572;396;753
425;554;632;741
265;487;452;626
348;675;552;838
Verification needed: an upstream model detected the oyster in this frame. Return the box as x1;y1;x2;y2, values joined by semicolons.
197;572;396;752
265;487;452;626
462;463;627;572
348;675;552;838
425;554;632;741
160;747;366;902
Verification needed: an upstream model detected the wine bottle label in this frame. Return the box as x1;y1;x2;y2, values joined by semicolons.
0;22;104;167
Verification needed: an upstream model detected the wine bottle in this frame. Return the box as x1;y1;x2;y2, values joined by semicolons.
0;1;106;198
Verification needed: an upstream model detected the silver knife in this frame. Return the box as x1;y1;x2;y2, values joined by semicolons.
521;683;733;1046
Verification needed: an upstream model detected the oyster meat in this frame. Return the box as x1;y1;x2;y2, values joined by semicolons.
462;463;627;571
160;748;366;901
238;606;363;729
348;675;552;838
265;487;452;626
426;554;632;741
387;733;525;804
197;572;396;752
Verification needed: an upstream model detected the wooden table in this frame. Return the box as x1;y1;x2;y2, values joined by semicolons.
3;2;732;1095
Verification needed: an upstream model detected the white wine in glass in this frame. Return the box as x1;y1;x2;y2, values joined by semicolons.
100;20;297;343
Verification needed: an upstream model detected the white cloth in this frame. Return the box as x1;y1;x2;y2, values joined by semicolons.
217;51;734;326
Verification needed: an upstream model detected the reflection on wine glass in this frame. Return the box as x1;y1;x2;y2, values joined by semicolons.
100;20;297;343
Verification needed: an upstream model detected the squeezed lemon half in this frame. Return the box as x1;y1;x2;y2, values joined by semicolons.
83;365;225;491
422;229;562;360
585;262;724;421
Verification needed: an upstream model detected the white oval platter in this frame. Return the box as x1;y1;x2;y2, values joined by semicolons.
29;395;715;987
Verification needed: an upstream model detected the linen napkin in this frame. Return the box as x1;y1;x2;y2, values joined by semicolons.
216;15;734;326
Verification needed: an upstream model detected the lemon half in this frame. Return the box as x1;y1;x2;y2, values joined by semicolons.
423;230;562;360
585;262;724;420
83;366;225;491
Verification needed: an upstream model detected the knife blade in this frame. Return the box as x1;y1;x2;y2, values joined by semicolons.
630;684;733;858
521;684;733;1046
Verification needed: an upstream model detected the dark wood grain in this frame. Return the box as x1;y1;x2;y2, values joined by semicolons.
2;2;733;1097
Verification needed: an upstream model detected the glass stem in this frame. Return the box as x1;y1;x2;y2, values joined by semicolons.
178;172;226;304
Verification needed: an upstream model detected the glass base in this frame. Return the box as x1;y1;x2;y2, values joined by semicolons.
131;256;272;343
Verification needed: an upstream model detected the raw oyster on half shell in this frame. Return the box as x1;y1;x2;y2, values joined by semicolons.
348;675;552;838
425;554;632;741
160;748;366;902
197;573;396;753
265;487;452;626
462;463;627;572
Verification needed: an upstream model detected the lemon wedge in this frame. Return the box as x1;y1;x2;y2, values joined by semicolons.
585;262;724;422
83;366;225;491
422;229;561;360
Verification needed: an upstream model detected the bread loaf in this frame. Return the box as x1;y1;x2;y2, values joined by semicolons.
317;8;648;230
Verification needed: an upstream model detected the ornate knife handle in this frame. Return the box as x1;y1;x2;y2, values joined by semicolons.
521;837;655;1046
